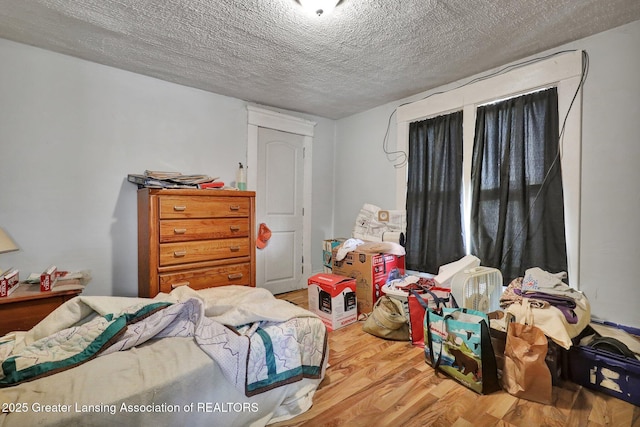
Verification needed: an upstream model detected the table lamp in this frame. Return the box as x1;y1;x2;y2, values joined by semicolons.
0;227;18;254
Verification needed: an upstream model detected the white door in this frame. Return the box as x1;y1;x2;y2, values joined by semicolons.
256;127;305;294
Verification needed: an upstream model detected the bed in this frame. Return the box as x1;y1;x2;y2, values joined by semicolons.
0;285;328;426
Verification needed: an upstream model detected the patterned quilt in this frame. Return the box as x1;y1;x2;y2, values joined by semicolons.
0;297;328;397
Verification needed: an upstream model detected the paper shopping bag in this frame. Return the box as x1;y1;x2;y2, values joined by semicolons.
503;322;552;404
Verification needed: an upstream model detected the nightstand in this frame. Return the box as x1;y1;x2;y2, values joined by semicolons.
0;283;82;336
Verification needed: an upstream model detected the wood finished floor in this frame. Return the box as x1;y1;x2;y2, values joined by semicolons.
274;289;640;427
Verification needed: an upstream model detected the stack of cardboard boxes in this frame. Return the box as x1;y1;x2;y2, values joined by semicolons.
311;239;406;331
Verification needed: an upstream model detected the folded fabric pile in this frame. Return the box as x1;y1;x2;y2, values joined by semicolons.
498;267;591;349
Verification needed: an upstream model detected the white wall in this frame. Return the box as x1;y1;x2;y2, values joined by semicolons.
334;20;640;328
577;21;640;329
333;103;401;235
0;38;336;296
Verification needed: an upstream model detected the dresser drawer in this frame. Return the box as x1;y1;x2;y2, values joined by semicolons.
159;238;250;266
159;196;250;219
159;218;250;242
159;263;251;293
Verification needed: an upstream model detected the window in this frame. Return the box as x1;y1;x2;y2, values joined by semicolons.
396;51;584;285
471;88;567;283
405;111;465;273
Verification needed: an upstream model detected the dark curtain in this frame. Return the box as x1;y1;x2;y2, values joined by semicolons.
405;111;465;274
471;87;568;283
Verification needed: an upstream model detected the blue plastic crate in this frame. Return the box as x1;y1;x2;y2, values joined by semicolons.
568;323;640;406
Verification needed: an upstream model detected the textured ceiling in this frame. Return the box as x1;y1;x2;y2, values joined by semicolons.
1;0;639;119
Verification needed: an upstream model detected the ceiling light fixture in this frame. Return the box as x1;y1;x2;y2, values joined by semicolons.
299;0;340;17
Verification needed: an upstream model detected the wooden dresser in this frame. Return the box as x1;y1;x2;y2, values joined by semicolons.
137;188;256;298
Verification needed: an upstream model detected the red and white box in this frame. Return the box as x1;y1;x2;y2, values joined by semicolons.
0;268;20;297
332;248;405;315
40;265;57;292
308;273;357;331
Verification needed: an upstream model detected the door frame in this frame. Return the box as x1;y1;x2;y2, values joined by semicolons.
247;104;315;289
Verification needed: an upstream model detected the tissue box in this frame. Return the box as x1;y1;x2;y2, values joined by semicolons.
40;265;57;292
0;268;20;297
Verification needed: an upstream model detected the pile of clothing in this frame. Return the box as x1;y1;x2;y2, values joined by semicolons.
497;267;591;349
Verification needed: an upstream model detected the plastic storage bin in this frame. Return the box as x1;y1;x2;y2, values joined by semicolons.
567;323;640;406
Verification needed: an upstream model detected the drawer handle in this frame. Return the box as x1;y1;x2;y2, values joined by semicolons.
173;206;187;212
229;226;240;232
229;205;240;211
228;273;243;280
174;228;187;234
174;251;187;257
229;246;240;252
171;281;190;289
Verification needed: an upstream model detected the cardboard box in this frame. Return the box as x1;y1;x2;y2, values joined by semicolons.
308;273;357;331
0;268;20;297
322;238;347;270
332;249;405;315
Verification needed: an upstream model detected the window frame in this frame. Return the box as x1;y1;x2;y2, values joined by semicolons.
395;51;584;286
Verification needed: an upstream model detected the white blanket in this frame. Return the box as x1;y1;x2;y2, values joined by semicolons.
1;286;327;397
10;285;314;350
